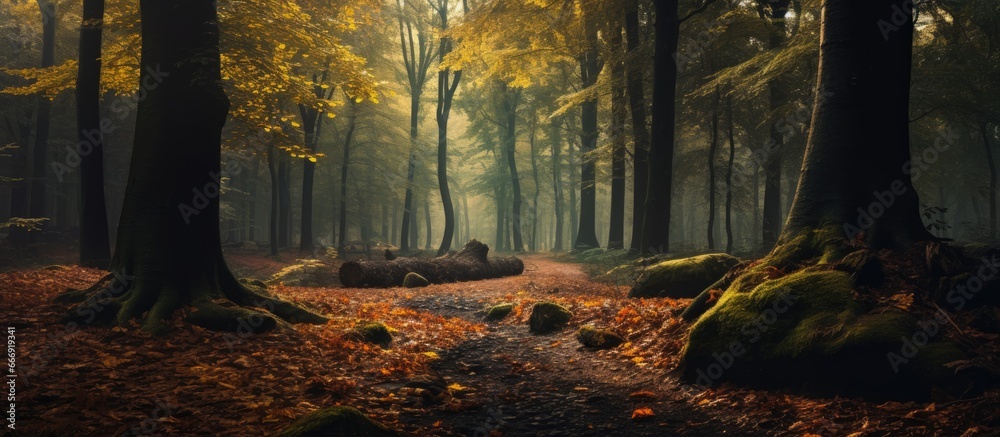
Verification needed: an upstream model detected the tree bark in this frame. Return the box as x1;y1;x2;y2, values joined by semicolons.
339;240;523;287
575;12;602;250
725;93;736;253
267;144;279;256
781;0;932;247
982;123;996;239
77;0;112;268
625;0;649;252
707;88;720;251
550;118;565;252
529;115;541;252
761;0;792;249
337;103;357;251
501;84;525;252
435;0;461;256
277;154;290;248
30;0;57;234
641;0;679;254
60;0;325;333
608;24;627;251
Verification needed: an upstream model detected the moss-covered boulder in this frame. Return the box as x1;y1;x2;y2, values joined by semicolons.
347;321;393;347
484;303;514;321
267;259;338;287
276;406;398;437
528;302;573;333
576;325;624;349
402;272;430;288
681;269;965;398
629;253;739;299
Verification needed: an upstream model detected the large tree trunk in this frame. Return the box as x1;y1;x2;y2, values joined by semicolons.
640;0;679;254
30;0;57;235
782;0;931;246
77;0;112;268
574;13;602;249
60;0;325;333
608;24;627;251
340;240;523;287
625;0;649;252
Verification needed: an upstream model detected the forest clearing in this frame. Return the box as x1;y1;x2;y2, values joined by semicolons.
2;0;1000;435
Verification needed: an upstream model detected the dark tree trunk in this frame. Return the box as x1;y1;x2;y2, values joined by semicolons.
434;0;462;256
267;144;279;256
30;1;57;232
761;0;792;249
60;0;325;333
625;0;649;252
567;117;579;247
77;0;111;268
340;240;523;287
424;197;432;250
550;118;565;252
277;155;290;248
982;122;996;239
575;14;602;249
247;159;258;241
725;94;736;253
707;88;719;251
300;158;315;250
641;0;679;254
608;25;627;251
529;116;540;252
337;104;357;251
782;0;932;247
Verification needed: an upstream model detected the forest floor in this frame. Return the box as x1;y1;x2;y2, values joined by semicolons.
1;245;998;436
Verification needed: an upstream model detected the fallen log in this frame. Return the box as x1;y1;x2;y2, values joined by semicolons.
339;239;524;287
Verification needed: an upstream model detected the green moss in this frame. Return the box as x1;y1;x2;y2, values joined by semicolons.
484;303;514;321
276;406;398;437
402;272;429;288
529;302;573;333
628;253;740;299
349;321;393;346
576;325;624;349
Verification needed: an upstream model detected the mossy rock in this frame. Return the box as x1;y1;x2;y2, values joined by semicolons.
681;269;965;398
529;302;573;333
484;303;514;321
348;322;393;347
402;272;430;288
267;259;337;287
576;325;624;349
276;406;398;437
629;253;740;299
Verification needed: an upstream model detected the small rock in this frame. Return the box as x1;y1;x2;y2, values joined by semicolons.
529;302;573;333
485;303;514;321
275;406;398;437
576;325;624;349
403;272;430;288
347;321;393;347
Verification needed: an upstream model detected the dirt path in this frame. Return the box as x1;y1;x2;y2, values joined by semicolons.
358;256;745;436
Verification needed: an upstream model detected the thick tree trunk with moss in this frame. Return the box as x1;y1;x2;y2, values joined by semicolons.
57;0;326;333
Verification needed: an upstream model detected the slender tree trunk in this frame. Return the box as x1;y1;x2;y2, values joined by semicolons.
277;155;290;248
761;0;792;249
725;93;736;253
391;203;398;245
30;0;57;234
608;25;627;251
575;14;602;249
77;0;111;267
568;121;579;247
625;0;649;251
267;145;279;256
782;0;932;247
641;0;679;254
707;88;719;250
982;122;996;240
500;84;525;252
550;119;565;252
529;116;540;252
247;159;257;241
435;1;461;256
337;105;357;251
424;197;432;250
